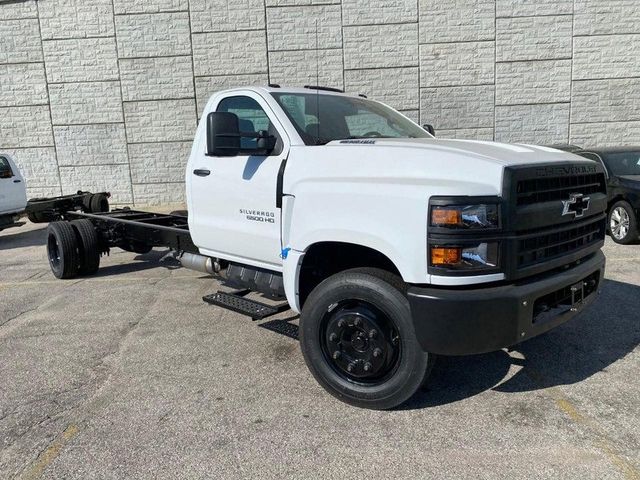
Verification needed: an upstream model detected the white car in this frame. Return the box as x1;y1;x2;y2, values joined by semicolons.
0;154;27;231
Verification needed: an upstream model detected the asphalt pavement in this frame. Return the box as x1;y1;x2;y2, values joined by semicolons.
1;220;638;479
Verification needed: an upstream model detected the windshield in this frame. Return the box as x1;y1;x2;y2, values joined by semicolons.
602;151;640;176
271;92;430;145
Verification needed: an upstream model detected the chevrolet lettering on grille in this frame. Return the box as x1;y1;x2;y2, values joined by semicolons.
562;193;591;218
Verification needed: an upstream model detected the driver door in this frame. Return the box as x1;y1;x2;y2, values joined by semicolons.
189;93;288;269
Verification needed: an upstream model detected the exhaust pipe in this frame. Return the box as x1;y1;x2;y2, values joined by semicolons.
177;252;219;274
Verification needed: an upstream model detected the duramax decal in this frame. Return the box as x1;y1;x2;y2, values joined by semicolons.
240;209;276;223
339;139;376;144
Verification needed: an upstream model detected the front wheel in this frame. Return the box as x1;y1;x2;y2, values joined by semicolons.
608;200;638;244
299;268;433;410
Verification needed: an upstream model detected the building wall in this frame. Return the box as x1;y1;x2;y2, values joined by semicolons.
1;0;639;205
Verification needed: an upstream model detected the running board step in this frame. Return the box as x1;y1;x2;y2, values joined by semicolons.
202;289;290;320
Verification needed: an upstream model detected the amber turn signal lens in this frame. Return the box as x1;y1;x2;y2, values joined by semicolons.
431;207;461;226
431;247;462;266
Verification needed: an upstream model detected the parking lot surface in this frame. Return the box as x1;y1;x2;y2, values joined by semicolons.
1;221;639;479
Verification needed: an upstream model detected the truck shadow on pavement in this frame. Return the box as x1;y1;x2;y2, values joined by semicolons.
91;249;182;277
405;278;640;409
0;225;47;250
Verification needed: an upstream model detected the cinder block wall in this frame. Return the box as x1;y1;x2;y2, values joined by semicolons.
1;0;639;205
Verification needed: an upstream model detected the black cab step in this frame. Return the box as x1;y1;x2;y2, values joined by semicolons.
203;289;289;320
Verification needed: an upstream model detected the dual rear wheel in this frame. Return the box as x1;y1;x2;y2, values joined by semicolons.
47;220;100;279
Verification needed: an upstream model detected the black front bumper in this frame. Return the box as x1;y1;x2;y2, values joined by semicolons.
408;251;606;356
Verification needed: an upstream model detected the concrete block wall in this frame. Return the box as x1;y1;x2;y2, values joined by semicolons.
1;0;639;205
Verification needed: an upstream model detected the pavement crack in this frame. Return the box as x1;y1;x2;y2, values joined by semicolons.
0;306;39;332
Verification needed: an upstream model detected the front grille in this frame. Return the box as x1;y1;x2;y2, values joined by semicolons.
517;217;605;269
516;173;606;206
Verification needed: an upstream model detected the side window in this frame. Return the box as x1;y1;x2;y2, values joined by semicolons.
0;156;14;179
216;96;281;153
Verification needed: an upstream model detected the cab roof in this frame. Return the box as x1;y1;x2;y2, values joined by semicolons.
215;85;363;98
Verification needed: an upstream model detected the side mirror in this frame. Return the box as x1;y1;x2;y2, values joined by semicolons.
206;112;276;156
423;124;435;136
207;112;241;156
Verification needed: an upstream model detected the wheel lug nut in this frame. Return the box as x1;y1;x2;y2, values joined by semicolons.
329;333;338;342
354;317;362;327
337;319;345;328
347;362;356;372
332;351;341;360
369;329;377;339
373;348;382;358
363;362;372;372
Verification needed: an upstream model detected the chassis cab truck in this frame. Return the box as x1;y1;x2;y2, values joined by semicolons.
45;86;607;409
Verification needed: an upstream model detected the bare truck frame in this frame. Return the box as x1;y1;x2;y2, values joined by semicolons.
25;191;111;223
46;208;292;322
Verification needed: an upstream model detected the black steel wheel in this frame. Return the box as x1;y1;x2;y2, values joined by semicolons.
300;268;433;410
321;301;401;384
47;222;80;279
71;219;100;275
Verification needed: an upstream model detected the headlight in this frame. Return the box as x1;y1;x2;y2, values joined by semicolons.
430;242;499;271
431;204;499;230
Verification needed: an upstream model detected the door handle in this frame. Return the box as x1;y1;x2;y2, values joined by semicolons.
13;179;21;183
193;169;211;177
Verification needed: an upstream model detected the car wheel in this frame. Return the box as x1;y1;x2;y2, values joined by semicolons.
47;222;80;279
299;268;433;410
608;200;638;244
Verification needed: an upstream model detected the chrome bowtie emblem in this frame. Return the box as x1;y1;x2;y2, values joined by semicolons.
562;193;590;218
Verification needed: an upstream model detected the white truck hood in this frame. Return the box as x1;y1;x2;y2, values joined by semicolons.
331;138;587;167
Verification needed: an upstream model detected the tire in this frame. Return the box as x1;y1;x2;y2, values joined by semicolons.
71;219;100;275
47;222;80;279
89;193;109;213
608;200;638;244
299;268;433;410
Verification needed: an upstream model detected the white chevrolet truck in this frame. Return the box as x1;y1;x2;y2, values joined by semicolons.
44;86;607;409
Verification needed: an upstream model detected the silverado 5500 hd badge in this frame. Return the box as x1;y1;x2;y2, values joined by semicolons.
240;209;275;223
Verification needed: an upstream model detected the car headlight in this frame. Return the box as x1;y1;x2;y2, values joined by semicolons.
431;204;499;230
430;242;500;271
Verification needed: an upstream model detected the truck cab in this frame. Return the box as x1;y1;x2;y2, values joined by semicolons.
0;154;27;231
184;86;606;408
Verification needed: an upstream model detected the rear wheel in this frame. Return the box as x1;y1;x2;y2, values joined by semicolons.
609;200;638;244
299;268;433;410
47;222;80;279
71;219;100;275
